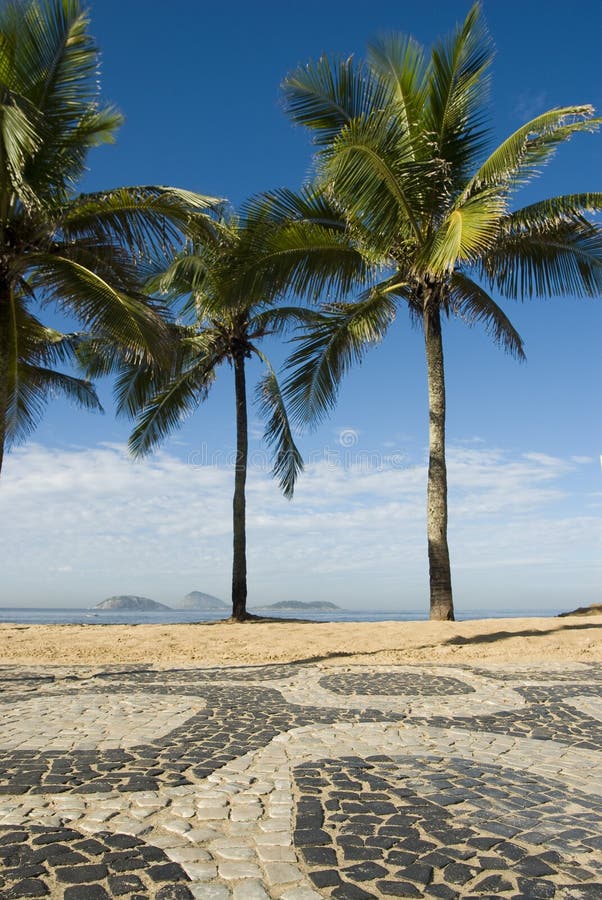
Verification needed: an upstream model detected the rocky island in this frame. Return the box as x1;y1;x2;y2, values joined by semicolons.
94;595;171;611
172;592;229;611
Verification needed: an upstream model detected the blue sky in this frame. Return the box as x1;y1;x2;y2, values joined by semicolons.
1;0;600;612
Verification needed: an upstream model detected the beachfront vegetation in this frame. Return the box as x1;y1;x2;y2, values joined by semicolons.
0;0;215;474
241;2;602;620
82;214;305;621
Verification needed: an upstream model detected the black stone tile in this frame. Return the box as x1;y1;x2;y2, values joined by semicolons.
442;862;475;884
308;869;343;887
343;860;388;881
146;863;189;882
63;887;110;900
377;881;424;897
516;877;556;898
1;879;49;898
56;864;109;883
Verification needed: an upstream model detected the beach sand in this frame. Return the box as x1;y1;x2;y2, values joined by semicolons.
0;614;600;667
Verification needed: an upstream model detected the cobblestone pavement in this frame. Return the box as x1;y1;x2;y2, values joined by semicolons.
0;663;600;899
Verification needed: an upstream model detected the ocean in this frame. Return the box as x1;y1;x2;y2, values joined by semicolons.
0;607;562;625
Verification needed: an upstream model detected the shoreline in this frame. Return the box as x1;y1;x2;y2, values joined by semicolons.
0;614;600;667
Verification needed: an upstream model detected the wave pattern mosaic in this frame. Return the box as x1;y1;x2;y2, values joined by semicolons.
0;663;601;898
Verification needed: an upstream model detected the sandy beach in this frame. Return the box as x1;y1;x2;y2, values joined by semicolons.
0;614;600;667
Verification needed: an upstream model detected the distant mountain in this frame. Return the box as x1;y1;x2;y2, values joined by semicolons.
95;595;171;611
173;591;228;611
253;600;342;611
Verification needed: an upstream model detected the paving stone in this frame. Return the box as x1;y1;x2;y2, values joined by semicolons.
63;887;110;900
231;881;269;900
516;877;557;897
262;861;302;883
378;880;425;896
56;863;109;882
107;873;145;894
2;880;49;898
218;860;263;879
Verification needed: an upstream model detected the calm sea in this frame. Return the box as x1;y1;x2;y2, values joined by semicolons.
0;607;562;625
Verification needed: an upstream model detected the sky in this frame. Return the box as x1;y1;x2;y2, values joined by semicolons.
0;0;600;612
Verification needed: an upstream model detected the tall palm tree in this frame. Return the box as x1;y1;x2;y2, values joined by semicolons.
0;0;215;474
84;215;305;621
244;3;602;620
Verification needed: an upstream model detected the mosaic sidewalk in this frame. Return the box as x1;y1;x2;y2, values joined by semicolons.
0;662;601;899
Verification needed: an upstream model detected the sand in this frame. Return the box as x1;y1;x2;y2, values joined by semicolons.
0;615;600;668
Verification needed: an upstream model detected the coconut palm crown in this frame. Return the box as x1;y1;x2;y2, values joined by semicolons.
0;0;216;473
83;213;305;621
243;2;602;620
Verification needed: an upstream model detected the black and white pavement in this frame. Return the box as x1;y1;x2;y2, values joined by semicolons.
0;663;600;899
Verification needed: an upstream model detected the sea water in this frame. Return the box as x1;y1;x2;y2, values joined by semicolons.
0;607;562;625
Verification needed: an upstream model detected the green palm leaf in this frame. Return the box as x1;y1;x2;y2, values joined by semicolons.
450;272;525;358
480;219;602;298
28;252;171;357
255;352;303;499
425;190;506;273
282;55;387;147
6;363;100;445
128;356;218;458
464;107;600;197
367;32;427;153
425;2;493;181
62;187;219;259
504;193;602;231
284;288;396;427
325;112;428;242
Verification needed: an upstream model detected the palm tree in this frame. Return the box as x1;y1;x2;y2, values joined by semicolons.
0;0;215;474
84;215;305;621
245;3;602;620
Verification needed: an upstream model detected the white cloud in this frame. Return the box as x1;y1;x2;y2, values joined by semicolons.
0;442;600;611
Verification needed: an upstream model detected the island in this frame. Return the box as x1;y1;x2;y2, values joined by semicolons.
251;601;342;612
172;591;229;611
94;595;171;611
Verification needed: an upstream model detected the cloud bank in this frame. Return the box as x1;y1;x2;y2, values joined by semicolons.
1;442;599;612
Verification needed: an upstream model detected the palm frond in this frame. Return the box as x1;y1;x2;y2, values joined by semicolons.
325;111;430;242
284;287;396;427
115;329;224;420
424;190;505;273
282;55;387;147
6;361;101;447
62;186;220;259
254;351;303;499
243;185;348;230
464;107;600;197
479;218;602;299
128;357;217;458
367;32;427;156
250;305;319;338
237;215;374;303
28;252;171;358
504;193;602;231
4;0;123;197
0;89;41;207
425;2;493;182
450;271;525;358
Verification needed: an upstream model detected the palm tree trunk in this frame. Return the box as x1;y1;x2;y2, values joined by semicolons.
231;350;248;621
423;300;454;621
0;279;10;477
